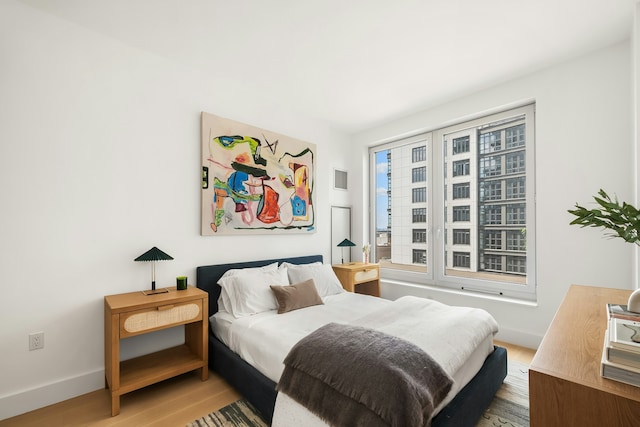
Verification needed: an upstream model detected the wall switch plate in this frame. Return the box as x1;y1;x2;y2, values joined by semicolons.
29;332;44;351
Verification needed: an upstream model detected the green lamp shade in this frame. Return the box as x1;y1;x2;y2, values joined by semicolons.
135;247;174;292
337;239;355;264
337;239;356;247
134;246;174;262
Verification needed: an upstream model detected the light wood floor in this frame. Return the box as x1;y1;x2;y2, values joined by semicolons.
0;341;535;427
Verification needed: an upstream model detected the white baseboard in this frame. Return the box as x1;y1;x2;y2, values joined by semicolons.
494;327;542;350
0;369;104;421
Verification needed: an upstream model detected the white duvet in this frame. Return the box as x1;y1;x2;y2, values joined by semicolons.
211;292;499;425
212;292;390;382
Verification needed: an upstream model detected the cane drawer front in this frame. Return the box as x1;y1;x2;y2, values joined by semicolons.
353;267;379;284
119;300;202;338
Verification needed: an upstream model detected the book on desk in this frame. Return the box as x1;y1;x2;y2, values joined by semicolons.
608;303;640;322
602;310;640;385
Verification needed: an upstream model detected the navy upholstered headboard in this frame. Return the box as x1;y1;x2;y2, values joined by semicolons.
196;254;323;317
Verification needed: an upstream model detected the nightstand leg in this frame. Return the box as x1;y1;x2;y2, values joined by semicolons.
111;392;120;416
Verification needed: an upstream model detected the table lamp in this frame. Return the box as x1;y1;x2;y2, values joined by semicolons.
337;238;356;264
134;246;174;295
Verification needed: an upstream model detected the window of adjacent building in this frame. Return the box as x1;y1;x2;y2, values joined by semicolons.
453;252;471;268
412;187;426;203
452;136;470;154
412;146;426;162
453;183;470;199
452;159;470;177
413;249;427;264
412;166;427;183
413;229;427;243
453;206;471;222
453;229;470;245
506;151;525;174
412;208;426;223
369;103;535;300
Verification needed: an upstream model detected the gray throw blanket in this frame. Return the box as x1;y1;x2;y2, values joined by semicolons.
276;323;453;427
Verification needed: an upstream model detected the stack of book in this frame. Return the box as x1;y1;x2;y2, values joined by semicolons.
602;304;640;386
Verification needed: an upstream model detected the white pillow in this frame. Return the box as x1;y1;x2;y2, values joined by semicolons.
285;263;345;297
218;268;289;318
279;261;321;271
217;263;278;313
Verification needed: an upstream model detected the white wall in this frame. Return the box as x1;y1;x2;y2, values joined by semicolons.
0;1;349;419
351;41;634;349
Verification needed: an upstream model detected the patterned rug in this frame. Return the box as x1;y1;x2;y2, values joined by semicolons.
476;361;530;427
187;362;529;427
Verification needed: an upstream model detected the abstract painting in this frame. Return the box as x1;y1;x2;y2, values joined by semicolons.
201;112;316;235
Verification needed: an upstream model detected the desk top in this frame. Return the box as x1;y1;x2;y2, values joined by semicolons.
530;284;640;401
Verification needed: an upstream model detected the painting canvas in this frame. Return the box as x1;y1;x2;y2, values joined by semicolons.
201;112;316;235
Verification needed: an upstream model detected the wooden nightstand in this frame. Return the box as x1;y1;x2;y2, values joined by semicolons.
104;287;208;416
332;262;380;297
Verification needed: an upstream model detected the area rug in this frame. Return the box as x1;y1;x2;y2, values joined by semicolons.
186;399;268;427
476;361;530;427
187;361;529;427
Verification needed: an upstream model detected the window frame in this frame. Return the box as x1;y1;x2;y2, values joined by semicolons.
368;103;536;301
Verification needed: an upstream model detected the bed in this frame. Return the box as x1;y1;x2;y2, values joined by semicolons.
196;254;507;427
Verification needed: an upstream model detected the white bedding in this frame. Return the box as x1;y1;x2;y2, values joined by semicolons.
211;292;498;425
211;292;390;382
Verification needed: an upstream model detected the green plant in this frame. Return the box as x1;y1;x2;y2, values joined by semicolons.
568;189;640;245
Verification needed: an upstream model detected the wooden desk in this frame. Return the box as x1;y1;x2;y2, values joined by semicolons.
529;285;640;426
104;287;208;416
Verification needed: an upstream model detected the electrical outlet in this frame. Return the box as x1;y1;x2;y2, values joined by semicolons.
29;332;44;351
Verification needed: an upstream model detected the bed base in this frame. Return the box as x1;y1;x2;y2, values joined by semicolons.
197;255;508;426
210;333;506;426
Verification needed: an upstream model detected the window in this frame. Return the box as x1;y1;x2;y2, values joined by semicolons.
453;183;470;199
480;205;502;225
506;177;526;199
412;166;426;183
483;231;502;250
506;151;525;174
479;156;502;177
506;203;526;225
412;208;426;223
453;229;470;245
412;146;426;162
453;252;471;268
453;206;470;222
506;230;526;251
453;159;470;177
479;181;501;201
505;124;525;149
370;104;535;300
506;256;526;274
413;229;427;243
452;136;470;154
413;249;427;264
479;130;501;154
412;187;426;203
483;254;502;271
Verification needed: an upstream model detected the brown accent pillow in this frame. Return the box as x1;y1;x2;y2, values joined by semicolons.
270;279;324;314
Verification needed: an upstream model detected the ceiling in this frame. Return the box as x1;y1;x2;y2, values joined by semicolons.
19;0;636;133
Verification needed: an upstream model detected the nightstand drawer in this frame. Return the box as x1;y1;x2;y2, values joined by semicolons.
354;268;378;283
120;300;202;337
